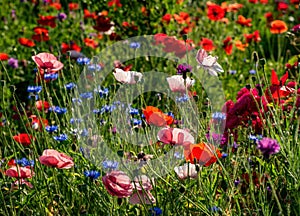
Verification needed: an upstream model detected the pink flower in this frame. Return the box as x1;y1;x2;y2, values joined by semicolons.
32;52;64;74
196;49;223;76
39;149;74;169
157;127;194;147
113;68;143;84
166;75;194;93
5;166;34;178
11;179;33;190
129;175;156;204
102;170;133;198
174;163;198;180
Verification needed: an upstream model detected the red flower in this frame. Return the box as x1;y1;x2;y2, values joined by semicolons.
260;0;268;4
264;12;273;23
108;0;122;7
39;149;74;169
248;0;258;3
49;3;61;10
277;2;288;11
19;38;35;47
13;133;33;146
84;9;97;19
37;15;57;28
84;38;98;49
162;14;172;24
173;12;190;24
0;53;9;61
93;15;113;32
184;143;222;166
5;166;34;178
244;30;261;43
199;38;215;51
35;100;50;111
61;41;81;54
270;20;288;34
69;3;79;10
143;106;174;127
223;36;233;55
32;27;50;42
237;15;252;27
207;4;225;21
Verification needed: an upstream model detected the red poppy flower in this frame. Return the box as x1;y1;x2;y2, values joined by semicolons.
61;41;81;54
162;14;172;24
69;3;79;10
84;38;98;49
37;15;57;28
260;0;268;4
0;53;9;61
173;12;190;24
35;100;50;111
244;30;261;43
49;3;62;10
13;133;33;146
32;27;50;42
143;106;173;127
207;4;225;21
84;9;97;19
93;15;113;32
29;115;49;130
108;0;122;7
248;0;258;3
184;142;222;166
265;70;293;101
270;20;288;34
264;12;273;23
19;38;35;47
223;36;233;55
237;15;252;27
199;38;215;51
277;2;288;11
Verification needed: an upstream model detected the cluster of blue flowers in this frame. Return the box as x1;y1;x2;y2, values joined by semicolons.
49;106;67;114
45;125;58;133
15;158;34;167
102;160;119;170
84;170;101;180
53;134;68;141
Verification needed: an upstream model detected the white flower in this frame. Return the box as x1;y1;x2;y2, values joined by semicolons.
174;163;198;180
166;75;195;93
196;49;224;76
113;68;143;84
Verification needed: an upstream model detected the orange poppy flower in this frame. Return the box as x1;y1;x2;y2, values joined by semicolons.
237;15;252;27
69;3;79;10
84;38;98;49
173;12;190;25
84;9;97;19
49;3;62;10
143;106;173;127
235;40;248;51
184;142;222;166
0;53;9;61
32;27;50;42
270;20;288;34
19;38;35;47
223;36;233;55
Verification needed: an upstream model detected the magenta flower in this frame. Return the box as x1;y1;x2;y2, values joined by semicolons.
257;137;280;157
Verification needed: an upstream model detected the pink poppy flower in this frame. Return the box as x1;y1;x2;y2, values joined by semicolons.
166;75;195;93
196;49;223;76
11;179;34;190
157;127;194;147
32;52;64;74
102;170;133;198
5;166;34;178
113;68;143;84
39;149;74;169
129;175;156;205
174;163;198;180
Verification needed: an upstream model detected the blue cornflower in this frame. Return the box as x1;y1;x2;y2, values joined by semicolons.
174;152;184;159
176;94;189;103
65;82;76;90
77;57;90;65
229;70;237;75
129;107;139;115
234;179;240;186
88;64;102;72
84;170;100;180
100;104;117;114
167;112;174;118
210;206;220;212
44;73;58;81
45;125;58;133
49;106;67;114
80;129;88;137
80;92;93;99
15;158;34;167
94;86;109;98
27;86;42;94
102;160;119;169
129;42;141;49
149;207;163;216
222;153;228;158
249;69;256;75
249;134;262;142
212;112;226;121
53;134;68;141
132;118;142;126
93;109;101;114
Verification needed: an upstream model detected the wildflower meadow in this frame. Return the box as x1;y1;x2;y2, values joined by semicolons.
1;0;300;215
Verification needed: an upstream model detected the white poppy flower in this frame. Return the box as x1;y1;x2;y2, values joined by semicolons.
196;49;224;76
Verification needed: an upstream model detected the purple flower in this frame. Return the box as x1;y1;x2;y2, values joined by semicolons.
291;24;300;34
8;58;18;69
57;13;67;21
177;63;192;74
257;137;280;157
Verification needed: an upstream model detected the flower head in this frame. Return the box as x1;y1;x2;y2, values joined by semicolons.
196;49;224;76
84;170;101;180
257;137;280;157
